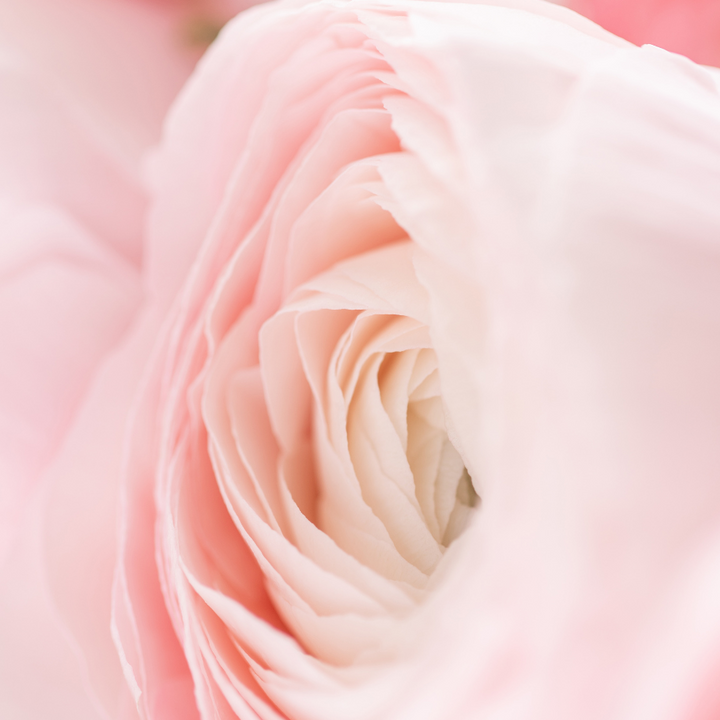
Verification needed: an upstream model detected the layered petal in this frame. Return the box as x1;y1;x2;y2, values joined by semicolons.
0;54;145;561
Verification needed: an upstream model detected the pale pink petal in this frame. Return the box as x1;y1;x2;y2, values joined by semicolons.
375;6;720;719
0;62;147;264
40;311;171;719
145;6;394;310
0;0;198;171
0;50;149;565
0;479;137;720
0;200;141;561
112;316;200;720
0;80;150;719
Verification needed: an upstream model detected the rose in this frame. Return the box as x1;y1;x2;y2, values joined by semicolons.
564;0;720;66
3;1;720;720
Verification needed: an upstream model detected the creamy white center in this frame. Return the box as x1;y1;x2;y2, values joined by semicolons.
317;309;478;578
244;242;480;664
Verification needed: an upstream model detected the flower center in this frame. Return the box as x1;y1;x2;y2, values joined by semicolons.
311;302;479;580
256;241;481;597
356;347;478;551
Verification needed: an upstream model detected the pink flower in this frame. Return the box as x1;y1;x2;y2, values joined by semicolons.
3;1;720;719
565;0;720;66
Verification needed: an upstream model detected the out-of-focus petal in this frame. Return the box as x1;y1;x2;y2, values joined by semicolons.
0;477;138;720
112;311;201;720
0;0;197;171
41;309;170;720
567;0;720;67
0;58;144;563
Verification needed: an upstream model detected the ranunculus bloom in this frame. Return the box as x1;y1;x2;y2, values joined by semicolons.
565;0;720;66
3;1;720;719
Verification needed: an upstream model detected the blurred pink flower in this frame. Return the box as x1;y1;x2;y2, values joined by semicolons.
566;0;720;66
128;0;270;49
0;0;262;716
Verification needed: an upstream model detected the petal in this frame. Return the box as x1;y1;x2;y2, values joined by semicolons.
377;7;720;719
113;312;201;720
0;0;198;170
0;200;141;563
568;0;720;67
0;479;137;720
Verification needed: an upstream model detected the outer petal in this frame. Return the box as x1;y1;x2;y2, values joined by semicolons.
0;476;138;720
0;0;276;176
0;8;161;717
378;7;720;720
0;0;195;171
0;60;144;563
112;310;201;720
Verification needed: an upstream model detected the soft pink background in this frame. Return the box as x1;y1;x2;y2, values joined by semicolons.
567;0;720;66
0;1;259;718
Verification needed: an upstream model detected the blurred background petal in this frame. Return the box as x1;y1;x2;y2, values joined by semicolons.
565;0;720;67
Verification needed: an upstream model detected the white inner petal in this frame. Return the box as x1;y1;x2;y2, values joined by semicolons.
241;242;480;666
318;309;479;575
